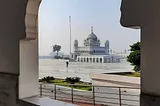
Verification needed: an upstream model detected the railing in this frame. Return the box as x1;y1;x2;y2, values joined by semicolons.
39;83;140;106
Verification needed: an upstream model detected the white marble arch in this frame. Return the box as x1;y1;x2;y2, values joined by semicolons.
19;0;41;99
25;0;41;40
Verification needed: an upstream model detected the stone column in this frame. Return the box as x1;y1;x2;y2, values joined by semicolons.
0;0;29;105
102;58;104;63
140;22;160;106
121;0;160;105
77;57;79;62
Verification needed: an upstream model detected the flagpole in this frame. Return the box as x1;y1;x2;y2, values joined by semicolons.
69;16;72;55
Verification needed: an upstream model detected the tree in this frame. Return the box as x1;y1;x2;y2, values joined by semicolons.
52;44;61;56
127;42;141;72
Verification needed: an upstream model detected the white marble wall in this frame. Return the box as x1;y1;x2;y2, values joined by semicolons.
77;56;120;63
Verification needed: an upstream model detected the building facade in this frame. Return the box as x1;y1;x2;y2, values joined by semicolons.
72;27;120;63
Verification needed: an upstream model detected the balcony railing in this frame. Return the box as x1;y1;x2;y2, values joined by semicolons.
39;84;140;106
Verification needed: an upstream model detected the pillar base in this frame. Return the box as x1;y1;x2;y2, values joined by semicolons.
141;93;160;106
0;72;19;106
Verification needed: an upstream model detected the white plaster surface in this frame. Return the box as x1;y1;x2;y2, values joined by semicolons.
19;39;39;99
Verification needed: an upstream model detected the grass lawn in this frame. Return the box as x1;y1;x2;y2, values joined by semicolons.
40;79;92;91
110;72;140;77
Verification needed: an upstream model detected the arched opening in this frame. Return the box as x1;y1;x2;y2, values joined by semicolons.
75;55;77;59
87;58;89;62
90;58;92;62
20;0;141;104
82;58;84;62
111;57;114;63
96;58;99;62
118;59;120;62
100;58;102;63
93;58;95;62
84;58;86;62
108;58;110;63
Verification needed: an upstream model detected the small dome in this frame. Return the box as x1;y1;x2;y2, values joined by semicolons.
87;26;97;40
74;39;78;43
105;40;109;43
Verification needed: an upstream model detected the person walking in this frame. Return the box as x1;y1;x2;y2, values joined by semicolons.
66;61;69;68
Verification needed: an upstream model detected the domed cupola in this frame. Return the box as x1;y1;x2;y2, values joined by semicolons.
74;39;78;47
87;27;97;41
74;39;78;44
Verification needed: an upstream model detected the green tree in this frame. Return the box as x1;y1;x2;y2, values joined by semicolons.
127;42;141;72
52;44;61;56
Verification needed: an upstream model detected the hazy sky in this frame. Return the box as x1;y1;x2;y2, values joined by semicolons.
38;0;140;56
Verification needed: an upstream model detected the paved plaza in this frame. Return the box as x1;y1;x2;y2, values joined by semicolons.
39;59;133;82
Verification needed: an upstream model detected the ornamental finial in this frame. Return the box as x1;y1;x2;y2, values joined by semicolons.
91;26;93;33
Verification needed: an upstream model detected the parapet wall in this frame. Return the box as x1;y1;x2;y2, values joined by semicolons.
90;74;140;88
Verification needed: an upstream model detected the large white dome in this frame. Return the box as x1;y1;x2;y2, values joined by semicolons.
87;27;97;40
88;32;97;39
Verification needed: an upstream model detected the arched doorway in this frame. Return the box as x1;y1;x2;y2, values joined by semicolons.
93;58;95;62
87;58;89;62
100;58;102;63
83;58;85;62
96;58;99;62
90;58;92;62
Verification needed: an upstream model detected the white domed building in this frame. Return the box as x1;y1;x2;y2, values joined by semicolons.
71;27;121;63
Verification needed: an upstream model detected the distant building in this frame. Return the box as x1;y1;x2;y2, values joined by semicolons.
71;27;121;63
